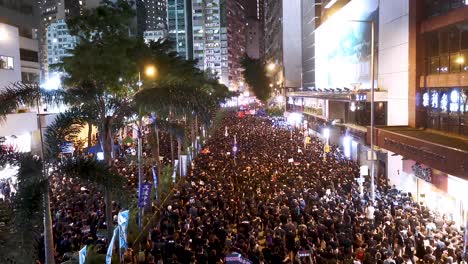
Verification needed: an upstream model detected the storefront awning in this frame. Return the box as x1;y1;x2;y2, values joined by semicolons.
288;90;388;102
369;126;468;178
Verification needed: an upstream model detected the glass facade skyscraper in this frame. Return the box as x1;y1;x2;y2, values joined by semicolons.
167;0;193;60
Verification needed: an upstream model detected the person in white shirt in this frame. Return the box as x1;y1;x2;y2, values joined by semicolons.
365;202;375;225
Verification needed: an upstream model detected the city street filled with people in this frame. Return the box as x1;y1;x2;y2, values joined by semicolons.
1;110;466;263
139;111;466;264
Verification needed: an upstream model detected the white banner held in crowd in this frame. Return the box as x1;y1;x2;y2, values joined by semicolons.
106;227;118;264
180;155;188;177
172;159;179;182
79;245;87;264
118;210;130;249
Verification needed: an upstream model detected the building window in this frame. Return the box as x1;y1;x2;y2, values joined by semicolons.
0;56;14;70
425;21;468;74
21;72;39;83
20;49;39;63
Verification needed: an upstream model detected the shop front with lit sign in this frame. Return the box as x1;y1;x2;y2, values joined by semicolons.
420;88;468;135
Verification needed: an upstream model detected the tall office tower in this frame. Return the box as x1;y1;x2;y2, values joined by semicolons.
191;0;247;90
264;0;302;89
167;0;193;59
245;0;264;60
136;0;167;37
246;17;261;59
301;0;322;89
39;0;85;79
226;0;247;91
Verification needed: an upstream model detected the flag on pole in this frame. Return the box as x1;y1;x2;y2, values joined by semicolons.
118;210;130;249
106;227;119;264
152;166;158;187
180;155;188;176
79;245;87;264
172;159;179;182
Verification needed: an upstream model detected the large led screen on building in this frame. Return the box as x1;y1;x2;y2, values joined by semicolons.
315;0;378;89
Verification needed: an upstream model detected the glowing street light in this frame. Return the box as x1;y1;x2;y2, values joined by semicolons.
138;64;157;87
144;65;157;78
267;62;276;72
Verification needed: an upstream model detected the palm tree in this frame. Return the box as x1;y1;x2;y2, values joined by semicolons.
0;84;127;263
56;0;141;240
134;72;233;174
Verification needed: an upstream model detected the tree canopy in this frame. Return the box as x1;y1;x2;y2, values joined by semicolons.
241;55;271;102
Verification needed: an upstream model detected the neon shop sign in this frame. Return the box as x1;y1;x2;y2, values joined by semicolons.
422;89;467;113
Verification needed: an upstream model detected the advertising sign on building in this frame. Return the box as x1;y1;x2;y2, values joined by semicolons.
315;0;379;89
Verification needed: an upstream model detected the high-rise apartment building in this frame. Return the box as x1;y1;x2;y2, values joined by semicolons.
226;0;247;90
136;0;167;37
40;0;152;78
192;0;225;79
46;19;79;66
191;0;247;90
0;0;44;154
0;0;41;86
167;0;193;59
39;0;86;78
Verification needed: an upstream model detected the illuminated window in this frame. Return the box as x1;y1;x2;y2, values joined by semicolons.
0;55;14;70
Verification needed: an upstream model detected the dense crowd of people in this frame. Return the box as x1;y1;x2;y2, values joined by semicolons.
1;110;467;263
0;129;175;263
46;131;177;263
135;112;466;264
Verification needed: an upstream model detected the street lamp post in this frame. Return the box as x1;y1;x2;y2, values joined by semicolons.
137;65;156;231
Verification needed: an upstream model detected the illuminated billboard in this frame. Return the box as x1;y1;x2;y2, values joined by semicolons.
315;0;379;89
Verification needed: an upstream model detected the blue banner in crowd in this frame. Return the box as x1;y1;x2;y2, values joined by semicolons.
152;166;159;202
152;166;158;187
106;227;118;264
118;210;130;249
138;183;152;208
79;245;87;264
